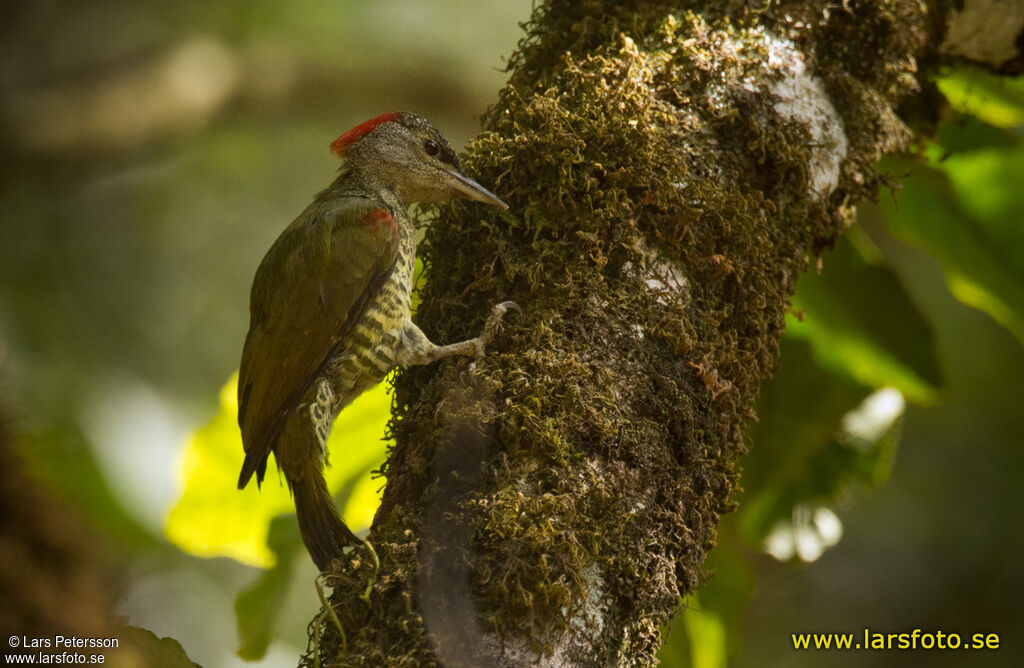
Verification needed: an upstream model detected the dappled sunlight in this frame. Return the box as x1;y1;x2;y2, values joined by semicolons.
763;505;844;563
758;388;904;563
840;387;906;445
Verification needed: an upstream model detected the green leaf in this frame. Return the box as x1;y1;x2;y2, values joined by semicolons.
740;340;902;552
165;374;390;567
235;514;302;661
683;594;727;668
658;594;725;668
935;113;1023;156
878;149;1024;347
787;234;942;403
936;66;1024;128
741;340;869;542
658;547;753;668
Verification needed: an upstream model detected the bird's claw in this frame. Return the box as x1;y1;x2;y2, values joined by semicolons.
475;300;520;357
497;300;522;315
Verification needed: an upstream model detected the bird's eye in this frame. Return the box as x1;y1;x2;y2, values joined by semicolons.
423;139;439;156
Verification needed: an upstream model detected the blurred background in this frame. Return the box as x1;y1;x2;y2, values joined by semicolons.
1;2;1021;667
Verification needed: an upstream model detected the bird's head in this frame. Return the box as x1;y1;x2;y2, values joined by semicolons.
330;111;507;209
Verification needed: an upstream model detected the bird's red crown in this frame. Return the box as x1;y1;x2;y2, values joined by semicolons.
329;112;403;156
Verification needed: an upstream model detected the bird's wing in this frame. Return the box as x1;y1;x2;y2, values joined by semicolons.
236;194;400;488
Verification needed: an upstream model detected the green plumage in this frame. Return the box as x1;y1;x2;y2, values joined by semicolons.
237;184;405;489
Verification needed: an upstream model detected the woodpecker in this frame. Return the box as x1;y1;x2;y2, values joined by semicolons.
237;112;512;571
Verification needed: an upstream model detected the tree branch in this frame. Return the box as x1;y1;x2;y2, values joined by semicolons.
303;1;1011;665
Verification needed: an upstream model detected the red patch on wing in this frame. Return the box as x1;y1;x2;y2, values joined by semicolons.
362;208;396;230
330;112;403;156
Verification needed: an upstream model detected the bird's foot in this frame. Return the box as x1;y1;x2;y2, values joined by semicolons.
474;300;520;357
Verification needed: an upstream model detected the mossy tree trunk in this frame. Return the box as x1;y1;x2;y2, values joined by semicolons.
305;2;1022;666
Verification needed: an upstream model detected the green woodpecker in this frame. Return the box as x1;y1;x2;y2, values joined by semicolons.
237;112;512;571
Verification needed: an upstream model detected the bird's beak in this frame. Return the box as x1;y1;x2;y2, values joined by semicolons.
446;169;508;209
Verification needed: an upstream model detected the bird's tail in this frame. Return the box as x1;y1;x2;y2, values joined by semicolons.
291;469;361;571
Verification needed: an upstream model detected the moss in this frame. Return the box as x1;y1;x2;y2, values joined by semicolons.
303;1;940;665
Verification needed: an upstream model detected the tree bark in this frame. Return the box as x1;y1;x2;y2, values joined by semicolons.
304;2;1024;666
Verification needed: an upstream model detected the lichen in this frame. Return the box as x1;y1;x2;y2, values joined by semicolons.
302;1;940;666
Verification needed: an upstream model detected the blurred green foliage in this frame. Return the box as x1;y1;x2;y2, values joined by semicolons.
165;376;389;568
2;2;1023;665
936;68;1024;128
787;232;941;403
234;514;304;661
883;135;1024;346
657;65;1024;667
